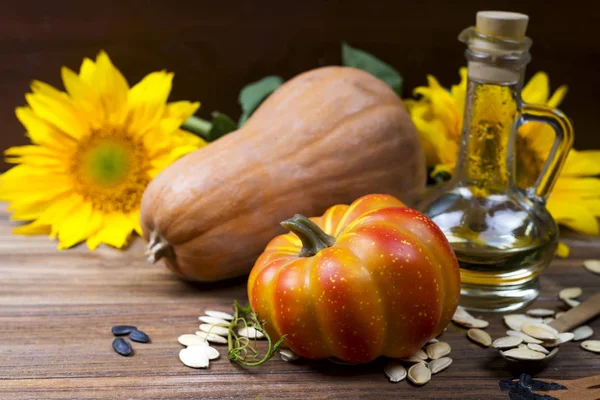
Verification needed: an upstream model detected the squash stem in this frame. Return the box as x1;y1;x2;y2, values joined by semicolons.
281;214;335;257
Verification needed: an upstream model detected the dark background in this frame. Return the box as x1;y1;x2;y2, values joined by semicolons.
1;0;599;171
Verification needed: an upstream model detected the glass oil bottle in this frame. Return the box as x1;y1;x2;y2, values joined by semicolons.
419;11;574;312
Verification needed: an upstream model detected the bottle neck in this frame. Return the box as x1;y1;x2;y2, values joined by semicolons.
454;28;530;195
454;76;522;193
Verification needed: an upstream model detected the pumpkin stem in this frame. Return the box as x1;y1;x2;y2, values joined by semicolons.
281;214;335;257
145;230;175;264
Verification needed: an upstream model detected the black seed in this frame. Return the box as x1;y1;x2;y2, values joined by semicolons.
112;338;133;356
129;329;150;343
112;325;137;336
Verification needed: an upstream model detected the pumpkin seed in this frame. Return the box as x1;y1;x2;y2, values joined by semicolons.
179;347;209;368
581;340;600;353
384;360;407;383
521;324;558;341
452;307;489;328
204;310;234;321
198;316;230;326
545;347;560;361
129;329;150;343
112;338;133;356
526;309;554;317
398;356;427;364
178;334;209;347
572;325;593;341
427;338;439;345
237;326;265;339
279;348;300;362
412;349;428;360
506;330;543;344
583;259;600;275
542;317;554;324
111;325;137;336
408;362;431;385
199;324;229;337
563;297;581;308
503;314;542;331
492;336;523;349
502;348;546;361
467;328;492;347
555;311;565;319
428;357;452;374
195;331;228;344
425;342;451;360
188;344;220;360
518;344;528;349
542;332;575;348
559;287;582;300
526;343;549;354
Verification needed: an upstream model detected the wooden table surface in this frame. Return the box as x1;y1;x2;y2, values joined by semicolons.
1;205;599;400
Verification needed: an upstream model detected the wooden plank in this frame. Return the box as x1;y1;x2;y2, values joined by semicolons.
0;204;599;399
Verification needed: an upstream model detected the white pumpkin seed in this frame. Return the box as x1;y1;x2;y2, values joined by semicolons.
503;314;542;331
188;344;220;360
467;328;492;347
492;336;523;349
179;348;210;368
563;297;581;308
526;343;549;354
581;340;600;353
408;362;431;385
384;360;407;383
279;348;300;362
204;310;234;321
178;334;209;347
195;331;228;344
559;287;582;300
521;324;558;341
527;308;554;317
237;326;265;339
583;260;600;275
198;316;230;326
572;325;593;341
399;356;427;364
506;330;543;344
451;307;489;328
542;332;575;348
428;357;452;374
425;342;451;360
502;348;546;361
542;317;554;324
555;311;565;319
426;338;439;345
545;347;560;361
199;324;229;337
412;349;428;360
518;344;528;349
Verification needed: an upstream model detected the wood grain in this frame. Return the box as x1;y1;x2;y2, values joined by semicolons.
0;204;599;399
1;0;600;172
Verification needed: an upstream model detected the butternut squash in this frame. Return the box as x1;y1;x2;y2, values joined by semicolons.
140;66;426;281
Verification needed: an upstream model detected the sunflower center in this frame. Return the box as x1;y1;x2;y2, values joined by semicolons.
515;135;544;189
71;127;150;213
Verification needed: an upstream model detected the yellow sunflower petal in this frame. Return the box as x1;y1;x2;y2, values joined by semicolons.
57;201;104;249
450;67;468;119
522;72;550;104
165;101;200;121
61;66;104;127
86;213;133;250
15;107;76;151
547;197;600;236
128;71;174;134
88;51;129;124
556;242;570;258
12;222;51;236
559;150;600;177
547;85;568;108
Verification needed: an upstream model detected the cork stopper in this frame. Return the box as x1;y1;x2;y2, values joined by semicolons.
476;11;529;40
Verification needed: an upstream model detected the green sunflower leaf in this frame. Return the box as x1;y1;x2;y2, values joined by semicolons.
238;75;284;126
341;42;403;95
208;112;238;141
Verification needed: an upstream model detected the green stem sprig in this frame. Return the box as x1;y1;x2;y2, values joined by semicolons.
227;301;286;366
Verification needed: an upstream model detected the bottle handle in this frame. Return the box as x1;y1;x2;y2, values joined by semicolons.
520;104;574;201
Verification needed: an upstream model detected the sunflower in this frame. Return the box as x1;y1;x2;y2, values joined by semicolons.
405;68;600;257
0;51;206;250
